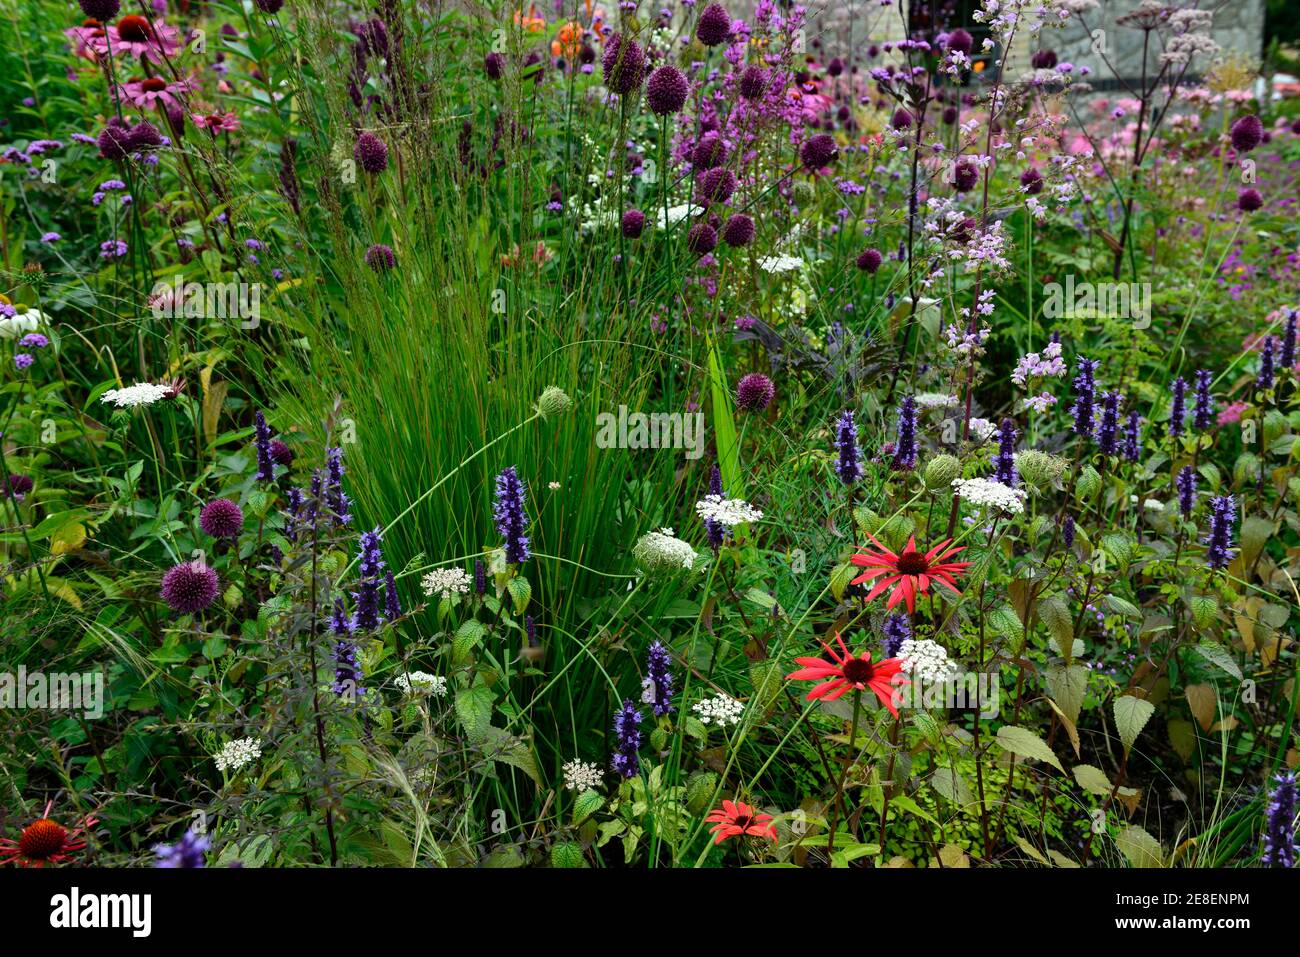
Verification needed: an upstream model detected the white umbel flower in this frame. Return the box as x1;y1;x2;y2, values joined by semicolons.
214;737;262;773
915;392;958;410
562;759;604;792
692;693;745;727
967;417;998;441
898;639;958;684
394;671;447;696
420;567;471;601
695;495;763;529
633;527;697;574
100;382;172;408
952;477;1027;514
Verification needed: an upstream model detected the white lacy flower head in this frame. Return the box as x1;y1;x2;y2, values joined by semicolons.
394;671;447;696
915;392;958;410
758;254;804;274
562;759;604;792
215;737;262;773
633;527;697;573
692;693;745;727
694;495;763;530
421;567;471;601
952;477;1028;514
657;203;704;229
898;638;958;685
100;382;172;408
968;417;999;441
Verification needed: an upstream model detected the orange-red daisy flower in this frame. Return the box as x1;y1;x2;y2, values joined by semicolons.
0;801;97;867
849;533;970;614
705;800;776;844
786;632;908;715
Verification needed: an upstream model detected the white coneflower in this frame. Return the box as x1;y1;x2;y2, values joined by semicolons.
951;477;1027;514
420;567;471;601
0;307;42;339
100;382;172;408
632;527;697;574
393;671;447;696
691;693;745;727
214;737;262;773
898;639;958;684
694;495;763;529
562;759;604;792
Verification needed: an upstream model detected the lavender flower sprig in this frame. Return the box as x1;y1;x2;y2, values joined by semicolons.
835;410;862;485
1205;495;1235;570
611;699;643;778
493;466;531;565
1262;771;1298;868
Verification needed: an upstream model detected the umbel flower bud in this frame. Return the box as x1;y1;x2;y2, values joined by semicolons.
537;385;572;418
1076;465;1102;501
1014;449;1067;489
923;454;961;491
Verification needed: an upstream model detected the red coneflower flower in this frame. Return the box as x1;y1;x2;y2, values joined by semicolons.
705;800;776;844
849;533;970;614
786;632;907;715
0;802;97;867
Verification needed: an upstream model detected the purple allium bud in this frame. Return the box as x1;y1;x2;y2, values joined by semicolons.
354;131;389;174
1205;494;1235;570
474;558;487;595
1070;356;1099;436
721;213;755;247
856;247;882;273
1096;392;1120;455
611;699;644;778
993;418;1018;486
952;160;978;192
644;640;675;716
1192;369;1215;430
602;33;645;95
326;447;351;526
1281;311;1298;371
736;372;775;412
695;3;732;46
254;0;284;12
1019;168;1044;194
892;395;918;470
834;409;862;485
5;474;34;501
97;123;132;161
1169;376;1187;437
126;121;162;152
738;65;768;99
199;498;244;539
79;0;120;19
1237;187;1263;212
254;411;275;482
1257;335;1277;389
1030;48;1057;69
942;106;959;125
485;51;505;80
826;57;843;77
695;166;737;205
646;65;689;115
269;439;294;468
882;612;910;658
890;107;913;130
705;464;725;549
1061;514;1075;548
690;131;728;170
1176;465;1197;518
1230;114;1263;153
621;208;645;239
687;222;717;254
1262;771;1298;867
946;28;973;54
154;829;209;868
1123;409;1142;462
800;133;838;171
384;568;401;621
161;561;219;614
493;466;531;565
365;243;396;272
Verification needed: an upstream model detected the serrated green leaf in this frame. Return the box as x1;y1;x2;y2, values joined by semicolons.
1113;694;1155;751
996;724;1063;773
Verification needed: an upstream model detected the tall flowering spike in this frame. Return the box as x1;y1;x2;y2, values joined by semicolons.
1176;465;1197;518
1123;410;1142;462
254;411;275;482
1096;392;1120;455
1205;495;1236;570
1168;377;1187;438
892;396;918;470
325;447;351;526
331;635;364;700
1193;369;1215;430
358;527;385;578
473;558;487;595
493;466;531;564
1257;335;1277;389
611;699;643;779
705;464;725;549
1070;357;1099;436
330;597;354;635
1061;514;1075;548
1262;771;1298;867
882;613;911;658
285;486;306;542
993;418;1018;486
154;829;209;868
525;614;538;647
835;410;862;485
1281;311;1298;372
384;569;401;620
354;579;383;631
643;640;675;717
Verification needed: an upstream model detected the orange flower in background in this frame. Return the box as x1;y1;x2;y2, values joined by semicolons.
514;4;546;32
0;801;97;867
849;533;970;614
551;20;583;58
786;632;908;715
706;800;776;844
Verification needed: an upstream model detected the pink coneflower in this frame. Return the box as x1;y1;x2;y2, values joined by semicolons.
66;19;108;60
785;632;908;715
0;801;97;867
118;75;192;110
192;111;241;133
92;15;181;62
849;533;970;614
705;800;776;844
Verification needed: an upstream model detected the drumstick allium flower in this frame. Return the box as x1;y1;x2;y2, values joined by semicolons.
786;632;907;715
849;533;970;613
705;800;776;844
